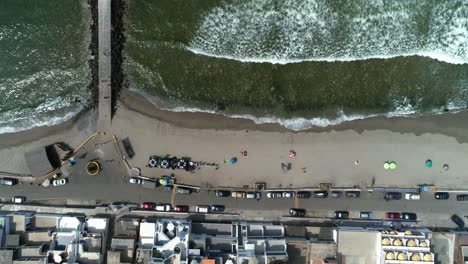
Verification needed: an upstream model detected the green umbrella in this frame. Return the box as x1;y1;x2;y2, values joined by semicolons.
389;162;397;169
384;162;390;169
425;159;432;168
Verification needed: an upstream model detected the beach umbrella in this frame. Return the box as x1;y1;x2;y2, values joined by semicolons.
425;159;432;168
389;162;397;169
384;162;390;169
230;157;237;164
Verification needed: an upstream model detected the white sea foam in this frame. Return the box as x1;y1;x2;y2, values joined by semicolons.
134;89;459;131
188;0;468;65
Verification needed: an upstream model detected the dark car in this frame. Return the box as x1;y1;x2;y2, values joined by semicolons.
211;205;225;212
289;208;306;217
385;192;402;200
401;212;417;220
296;191;311;199
451;214;465;229
173;205;189;212
457;194;468;201
331;191;342;198
346;191;360;198
0;178;18;186
215;190;231;197
386;212;401;219
314;191;328;198
334;211;349;219
435;192;450;200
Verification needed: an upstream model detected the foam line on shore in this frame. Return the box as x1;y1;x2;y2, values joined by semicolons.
187;47;467;65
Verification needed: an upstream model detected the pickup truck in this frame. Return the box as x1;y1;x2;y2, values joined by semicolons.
232;191;246;198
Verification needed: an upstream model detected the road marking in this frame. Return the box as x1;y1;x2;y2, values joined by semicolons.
294;195;299;208
171;187;176;207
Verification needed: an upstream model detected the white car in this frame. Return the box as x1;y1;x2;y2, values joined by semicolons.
52;178;68;186
282;192;295;198
405;193;420;200
156;204;171;212
129;177;143;184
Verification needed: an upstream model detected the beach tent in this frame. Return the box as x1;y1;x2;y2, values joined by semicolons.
425;159;432;168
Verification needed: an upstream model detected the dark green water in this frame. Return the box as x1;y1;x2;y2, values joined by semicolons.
0;0;90;133
125;0;468;129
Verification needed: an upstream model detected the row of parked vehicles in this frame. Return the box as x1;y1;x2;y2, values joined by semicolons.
289;208;417;220
139;202;225;213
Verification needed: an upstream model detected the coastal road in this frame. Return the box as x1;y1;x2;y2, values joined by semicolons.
1;169;466;229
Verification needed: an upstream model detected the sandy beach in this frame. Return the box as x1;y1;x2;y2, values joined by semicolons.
1;90;467;190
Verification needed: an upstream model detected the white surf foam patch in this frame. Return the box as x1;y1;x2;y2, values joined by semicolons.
0;104;82;134
132;88;464;131
189;0;467;65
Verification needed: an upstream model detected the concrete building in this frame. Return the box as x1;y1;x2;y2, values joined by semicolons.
0;211;109;264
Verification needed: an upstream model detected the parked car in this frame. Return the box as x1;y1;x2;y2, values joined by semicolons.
156;204;171;212
289;208;306;217
173;205;189;212
129;177;143;184
0;178;18;186
331;191;342;198
176;187;192;194
215;190;231;197
360;212;373;219
435;192;450;200
141;202;156;210
314;191;328;198
232;191;246;198
196;205;210;213
385;192;402;200
282;192;295;198
451;214;465;229
405;193;420;200
267;192;282;198
334;211;349;219
246;192;261;199
401;212;417;220
211;205;225;212
457;195;468;201
346;191;360;198
52;178;68;186
296;191;311;199
386;212;401;219
11;196;26;204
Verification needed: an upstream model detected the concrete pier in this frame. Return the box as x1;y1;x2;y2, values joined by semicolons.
97;0;112;132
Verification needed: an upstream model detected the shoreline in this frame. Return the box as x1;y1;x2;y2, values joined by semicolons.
122;89;468;143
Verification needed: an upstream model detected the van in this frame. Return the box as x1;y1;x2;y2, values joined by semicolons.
12;196;26;204
0;178;18;186
196;205;210;213
176;187;192;194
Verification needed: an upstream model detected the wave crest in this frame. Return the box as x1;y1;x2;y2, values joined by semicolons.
189;0;468;64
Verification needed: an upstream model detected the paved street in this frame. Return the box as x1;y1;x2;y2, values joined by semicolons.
1;161;467;229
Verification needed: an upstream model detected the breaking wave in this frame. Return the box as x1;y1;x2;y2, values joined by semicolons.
189;0;468;64
133;88;467;131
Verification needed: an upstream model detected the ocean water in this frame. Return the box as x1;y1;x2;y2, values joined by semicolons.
126;0;468;130
0;0;91;134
